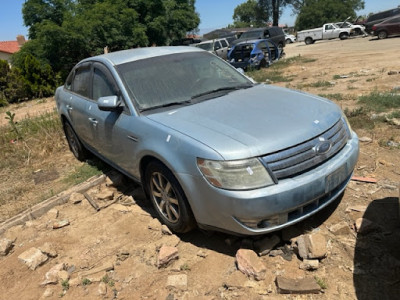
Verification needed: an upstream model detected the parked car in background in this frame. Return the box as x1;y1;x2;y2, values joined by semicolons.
335;21;367;36
285;33;296;43
371;16;400;39
194;38;229;59
364;6;400;33
227;39;281;70
230;27;286;50
297;23;353;44
55;46;359;236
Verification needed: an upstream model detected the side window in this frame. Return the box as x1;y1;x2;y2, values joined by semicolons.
220;39;228;47
72;67;91;98
92;68;117;101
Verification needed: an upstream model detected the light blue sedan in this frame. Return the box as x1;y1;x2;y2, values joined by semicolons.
55;47;359;235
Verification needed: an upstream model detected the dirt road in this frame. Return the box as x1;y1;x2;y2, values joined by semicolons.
0;36;400;300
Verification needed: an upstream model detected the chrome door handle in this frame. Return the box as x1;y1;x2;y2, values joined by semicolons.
88;118;98;127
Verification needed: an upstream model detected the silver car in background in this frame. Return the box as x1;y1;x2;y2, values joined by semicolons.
55;47;359;235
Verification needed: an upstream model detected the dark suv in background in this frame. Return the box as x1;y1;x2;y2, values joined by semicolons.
364;6;400;33
230;27;286;50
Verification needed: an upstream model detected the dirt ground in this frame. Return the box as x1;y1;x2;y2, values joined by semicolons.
0;36;400;300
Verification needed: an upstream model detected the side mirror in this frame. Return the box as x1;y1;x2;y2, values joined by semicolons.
98;95;120;111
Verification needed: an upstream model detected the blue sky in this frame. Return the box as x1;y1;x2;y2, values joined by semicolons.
0;0;399;40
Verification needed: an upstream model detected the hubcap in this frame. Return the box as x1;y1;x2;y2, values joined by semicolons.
150;172;180;224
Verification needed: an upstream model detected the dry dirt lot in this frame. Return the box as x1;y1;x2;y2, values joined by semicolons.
0;36;400;300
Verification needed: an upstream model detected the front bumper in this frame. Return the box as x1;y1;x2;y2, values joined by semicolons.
178;132;359;235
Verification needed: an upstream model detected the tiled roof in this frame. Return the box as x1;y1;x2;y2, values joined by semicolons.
0;41;20;54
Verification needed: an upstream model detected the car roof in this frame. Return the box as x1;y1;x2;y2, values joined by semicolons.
82;46;204;66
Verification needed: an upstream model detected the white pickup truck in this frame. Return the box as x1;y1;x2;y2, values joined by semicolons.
297;23;353;45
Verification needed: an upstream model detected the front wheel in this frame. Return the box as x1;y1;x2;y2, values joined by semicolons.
377;31;388;39
339;32;349;40
145;161;195;233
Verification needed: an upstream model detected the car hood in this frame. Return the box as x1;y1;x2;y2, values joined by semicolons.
146;84;342;160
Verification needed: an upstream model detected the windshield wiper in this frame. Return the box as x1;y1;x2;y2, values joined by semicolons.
140;100;192;112
191;85;252;100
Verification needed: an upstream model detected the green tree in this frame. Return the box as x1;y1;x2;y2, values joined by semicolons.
295;0;365;31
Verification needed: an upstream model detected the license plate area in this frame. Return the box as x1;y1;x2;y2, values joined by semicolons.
325;165;347;193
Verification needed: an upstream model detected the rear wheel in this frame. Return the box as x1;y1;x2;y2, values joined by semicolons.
63;121;87;161
145;161;195;233
377;30;388;39
305;37;313;45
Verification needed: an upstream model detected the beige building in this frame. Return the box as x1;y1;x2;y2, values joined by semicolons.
0;35;26;62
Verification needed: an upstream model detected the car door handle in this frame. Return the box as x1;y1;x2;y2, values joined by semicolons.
66;105;73;112
88;118;98;127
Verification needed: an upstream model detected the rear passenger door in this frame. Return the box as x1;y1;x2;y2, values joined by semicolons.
65;63;93;146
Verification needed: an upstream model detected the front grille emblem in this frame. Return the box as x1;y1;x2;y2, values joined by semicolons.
315;141;332;155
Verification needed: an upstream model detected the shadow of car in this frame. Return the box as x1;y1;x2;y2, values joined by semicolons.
227;39;282;70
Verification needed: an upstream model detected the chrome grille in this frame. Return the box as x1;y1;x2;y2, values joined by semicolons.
261;120;349;180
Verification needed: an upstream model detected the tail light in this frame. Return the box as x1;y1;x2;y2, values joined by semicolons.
372;25;376;31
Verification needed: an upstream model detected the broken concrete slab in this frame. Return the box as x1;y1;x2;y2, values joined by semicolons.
235;249;266;281
41;263;65;286
276;276;320;294
18;247;49;270
38;242;57;258
53;219;70;229
167;274;188;290
296;233;327;260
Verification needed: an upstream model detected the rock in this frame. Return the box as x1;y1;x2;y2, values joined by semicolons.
157;246;179;268
196;250;208;258
269;249;284;257
47;208;59;219
0;238;14;256
53;219;70;229
98;282;107;295
41;263;65;286
18;247;49;270
38;242;57;258
355;218;374;234
359;136;372;143
329;222;351;235
96;190;114;201
161;225;172;235
299;259;319;270
388;71;398;75
58;270;69;281
254;234;280;256
41;288;54;298
235;249;266;281
167;274;188;290
296;233;327;259
69;277;81;287
111;204;131;213
276;276;320;294
307;233;327;259
116;249;130;262
69;192;84;204
148;218;162;231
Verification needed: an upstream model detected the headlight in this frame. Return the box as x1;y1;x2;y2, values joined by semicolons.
196;158;274;190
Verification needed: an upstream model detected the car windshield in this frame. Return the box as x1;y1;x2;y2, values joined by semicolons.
195;42;213;51
240;30;262;39
116;51;252;110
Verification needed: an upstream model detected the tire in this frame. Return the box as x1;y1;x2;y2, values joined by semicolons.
145;161;195;233
377;31;388;39
258;58;267;69
339;32;349;40
63;121;88;161
305;37;313;45
286;38;292;44
354;28;361;36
